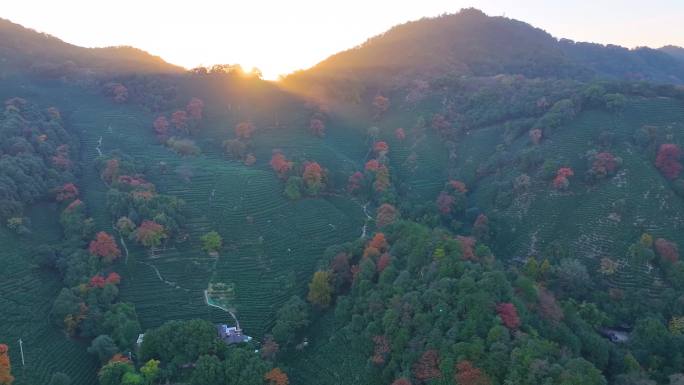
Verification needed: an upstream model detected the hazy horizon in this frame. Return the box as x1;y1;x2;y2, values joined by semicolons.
4;0;684;79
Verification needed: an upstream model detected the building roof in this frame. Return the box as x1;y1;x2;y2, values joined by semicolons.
217;324;252;344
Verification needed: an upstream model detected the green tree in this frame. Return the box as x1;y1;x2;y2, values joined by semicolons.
201;231;223;253
103;303;142;351
140;359;160;385
272;296;310;346
190;355;224;385
87;335;118;363
98;361;134;385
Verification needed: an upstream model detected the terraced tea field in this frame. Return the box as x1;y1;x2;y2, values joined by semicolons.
0;204;97;385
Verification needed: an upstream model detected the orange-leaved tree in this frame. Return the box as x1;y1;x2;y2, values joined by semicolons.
0;344;14;385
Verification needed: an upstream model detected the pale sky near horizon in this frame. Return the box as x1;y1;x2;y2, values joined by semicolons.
3;0;684;79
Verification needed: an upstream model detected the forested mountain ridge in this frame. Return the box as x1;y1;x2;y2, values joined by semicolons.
0;17;183;77
1;7;684;385
284;8;684;94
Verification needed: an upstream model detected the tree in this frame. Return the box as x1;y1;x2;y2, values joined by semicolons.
103;303;141;351
372;95;390;118
0;344;13;385
88;335;118;363
377;253;391;272
264;368;289;385
369;233;389;252
496;303;521;329
395;128;406;140
553;167;574;190
457;235;476;261
309;118;325;137
201;231;223;253
272;296;309;345
186;97;204;120
437;192;456;215
655;238;679;263
284;177;303;200
374;141;389;156
98;361;134;385
88;232;121;263
56;183;79;202
135;221;166;249
171;110;188;133
140;359;160;385
153;116;170;141
391;379;411;385
307;270;333;307
101;159;120;184
371;335;390;365
655;143;682;180
190;355;224;385
376;204;397;228
302;162;324;195
260;336;279;360
347;171;364;193
455;360;491;385
235;121;255;139
413;350;441;382
270;153;292;178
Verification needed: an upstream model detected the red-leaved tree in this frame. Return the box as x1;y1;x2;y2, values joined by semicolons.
437;192;455;215
270;153;292;178
347;171;364;193
455;360;491;385
376;203;397;227
413;350;441;382
656;143;683;180
235;121;255;139
88;232;121;263
56;183;79;202
496;302;521;329
371;335;390;365
655;238;679;263
395;128;406;141
457;235;476;261
186;97;204;120
153;116;170;141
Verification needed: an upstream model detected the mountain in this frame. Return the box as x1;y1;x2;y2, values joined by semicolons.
285;8;684;91
661;45;684;63
0;17;183;77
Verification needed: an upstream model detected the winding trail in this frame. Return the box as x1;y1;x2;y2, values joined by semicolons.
95;136;103;157
204;290;241;328
360;202;372;238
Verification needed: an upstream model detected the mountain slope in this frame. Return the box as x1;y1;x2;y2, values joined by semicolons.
0;17;183;77
285;8;684;90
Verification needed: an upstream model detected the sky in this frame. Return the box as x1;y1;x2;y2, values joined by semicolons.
3;0;684;79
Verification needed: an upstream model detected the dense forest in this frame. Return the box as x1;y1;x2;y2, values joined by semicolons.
2;7;684;385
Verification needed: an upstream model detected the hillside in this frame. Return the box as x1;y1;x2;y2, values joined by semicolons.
284;8;684;94
0;17;183;77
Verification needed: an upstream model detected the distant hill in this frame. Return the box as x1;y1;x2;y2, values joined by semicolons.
0;17;183;77
285;8;684;90
660;45;684;63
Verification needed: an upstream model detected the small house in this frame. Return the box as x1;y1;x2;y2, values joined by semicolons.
217;324;252;344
